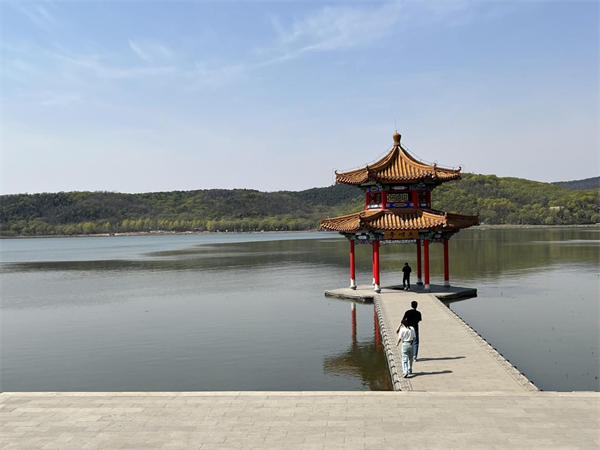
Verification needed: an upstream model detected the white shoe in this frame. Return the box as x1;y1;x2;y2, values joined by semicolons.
403;373;408;378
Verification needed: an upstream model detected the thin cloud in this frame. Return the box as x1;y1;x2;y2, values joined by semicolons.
49;49;177;80
156;45;174;59
274;3;404;53
266;1;489;59
184;3;406;90
128;39;175;64
184;2;478;90
10;2;59;32
129;40;154;63
5;2;495;92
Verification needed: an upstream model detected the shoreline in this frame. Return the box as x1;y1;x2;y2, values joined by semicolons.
0;229;321;240
1;223;598;239
471;223;599;230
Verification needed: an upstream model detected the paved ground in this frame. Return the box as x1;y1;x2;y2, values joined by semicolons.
1;391;598;449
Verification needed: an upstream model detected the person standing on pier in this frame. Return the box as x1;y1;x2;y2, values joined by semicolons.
402;262;412;290
403;301;422;362
396;317;416;377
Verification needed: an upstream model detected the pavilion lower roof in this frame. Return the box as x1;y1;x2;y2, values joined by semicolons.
335;136;461;186
320;209;479;233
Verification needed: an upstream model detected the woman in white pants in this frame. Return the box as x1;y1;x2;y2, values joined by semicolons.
396;317;416;377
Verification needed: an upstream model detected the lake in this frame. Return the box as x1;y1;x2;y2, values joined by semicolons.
1;228;598;392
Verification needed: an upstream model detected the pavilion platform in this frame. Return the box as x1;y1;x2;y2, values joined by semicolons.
325;283;477;303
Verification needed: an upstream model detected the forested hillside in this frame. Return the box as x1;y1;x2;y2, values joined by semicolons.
0;185;362;236
1;174;598;236
552;176;599;191
433;174;599;225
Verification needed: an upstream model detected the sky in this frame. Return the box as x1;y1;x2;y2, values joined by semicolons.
2;1;598;195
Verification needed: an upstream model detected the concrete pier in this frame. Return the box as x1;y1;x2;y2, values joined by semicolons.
1;286;598;449
327;284;534;392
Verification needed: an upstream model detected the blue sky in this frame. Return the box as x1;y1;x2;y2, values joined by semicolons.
2;1;598;194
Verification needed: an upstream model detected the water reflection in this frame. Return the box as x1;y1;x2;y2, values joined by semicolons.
4;229;598;281
323;304;391;391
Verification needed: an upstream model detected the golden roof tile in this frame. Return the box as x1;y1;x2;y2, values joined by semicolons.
320;209;479;233
335;133;461;186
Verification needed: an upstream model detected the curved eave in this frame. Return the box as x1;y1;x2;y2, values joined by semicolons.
319;210;376;233
320;209;479;233
442;211;480;230
335;170;370;185
335;144;461;186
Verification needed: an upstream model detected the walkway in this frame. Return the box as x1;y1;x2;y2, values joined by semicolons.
369;284;535;392
328;284;534;392
1;391;598;449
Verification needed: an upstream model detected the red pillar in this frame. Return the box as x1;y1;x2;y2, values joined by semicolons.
444;238;450;287
372;244;375;285
349;240;356;290
373;240;381;293
416;238;423;285
423;239;430;291
351;302;357;345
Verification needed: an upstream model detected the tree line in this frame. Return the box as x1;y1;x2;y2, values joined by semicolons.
1;175;598;236
0;185;360;236
433;174;600;225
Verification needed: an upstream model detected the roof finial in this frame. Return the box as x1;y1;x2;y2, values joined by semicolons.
393;132;401;145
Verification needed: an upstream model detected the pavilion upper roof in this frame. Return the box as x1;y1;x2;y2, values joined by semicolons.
335;133;462;186
320;208;479;233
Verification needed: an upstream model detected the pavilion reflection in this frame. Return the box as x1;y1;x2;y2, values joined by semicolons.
323;303;392;391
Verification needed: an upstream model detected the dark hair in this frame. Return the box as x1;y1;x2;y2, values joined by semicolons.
401;317;410;328
404;262;409;265
411;301;418;309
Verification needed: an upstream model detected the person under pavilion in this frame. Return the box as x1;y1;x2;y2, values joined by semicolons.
320;132;479;293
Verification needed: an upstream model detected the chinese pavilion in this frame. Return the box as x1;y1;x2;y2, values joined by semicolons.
320;132;478;293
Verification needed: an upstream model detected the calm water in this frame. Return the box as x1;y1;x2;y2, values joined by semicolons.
1;228;598;392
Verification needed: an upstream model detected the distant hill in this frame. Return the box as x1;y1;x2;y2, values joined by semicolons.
433;174;599;225
552;176;599;191
1;174;598;236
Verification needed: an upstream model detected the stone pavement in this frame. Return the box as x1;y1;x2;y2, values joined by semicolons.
371;286;536;392
1;391;598;449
